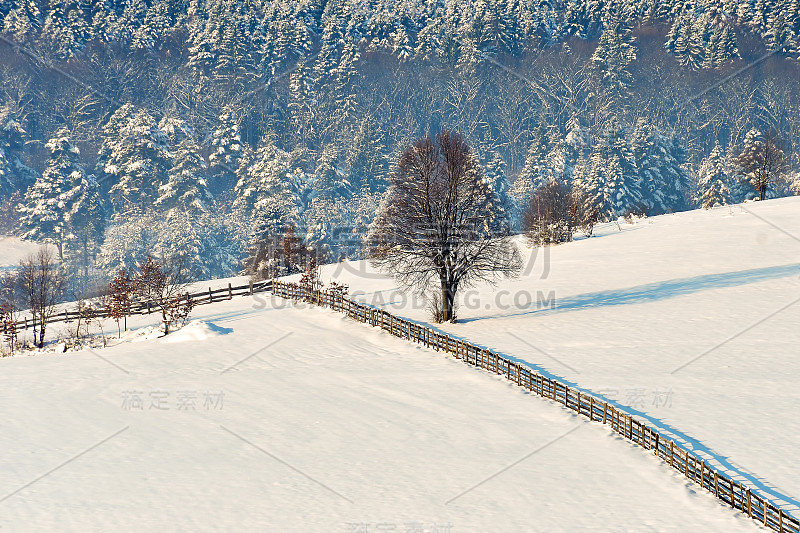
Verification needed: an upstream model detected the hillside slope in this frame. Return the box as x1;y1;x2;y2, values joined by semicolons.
0;283;758;531
321;197;800;512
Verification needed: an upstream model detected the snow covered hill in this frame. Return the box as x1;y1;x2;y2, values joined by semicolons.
320;197;800;515
0;236;40;272
0;199;797;531
0;295;758;531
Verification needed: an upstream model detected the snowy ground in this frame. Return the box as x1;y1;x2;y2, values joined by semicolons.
0;295;759;531
318;198;800;516
0;236;40;272
2;200;797;530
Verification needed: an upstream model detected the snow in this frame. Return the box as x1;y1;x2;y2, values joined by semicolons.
1;199;797;530
319;197;800;515
161;320;233;343
0;236;41;271
0;296;757;531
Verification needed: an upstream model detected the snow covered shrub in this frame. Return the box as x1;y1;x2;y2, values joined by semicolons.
163;293;193;333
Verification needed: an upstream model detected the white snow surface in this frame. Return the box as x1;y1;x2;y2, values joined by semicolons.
317;198;800;515
1;200;798;530
0;277;759;531
0;236;41;271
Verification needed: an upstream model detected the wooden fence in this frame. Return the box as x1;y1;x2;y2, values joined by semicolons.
271;280;799;533
7;279;273;332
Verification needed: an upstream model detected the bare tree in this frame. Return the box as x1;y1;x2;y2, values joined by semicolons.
0;272;20;354
523;180;598;245
735;129;790;201
108;269;133;337
132;255;192;335
18;247;65;348
369;130;521;322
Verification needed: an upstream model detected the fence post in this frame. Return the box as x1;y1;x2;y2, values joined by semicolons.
208;287;212;302
699;460;705;489
228;283;233;299
746;488;753;518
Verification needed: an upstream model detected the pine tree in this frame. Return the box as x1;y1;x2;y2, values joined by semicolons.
130;0;174;52
39;0;89;59
233;137;301;244
61;172;106;289
633;122;689;214
155;137;213;217
345;117;389;192
0;106;36;202
696;143;734;208
104;107;171;213
510;124;551;222
207;110;243;197
576;120;642;220
1;0;42;43
305;145;353;257
485;150;515;233
19;128;83;256
590;8;637;116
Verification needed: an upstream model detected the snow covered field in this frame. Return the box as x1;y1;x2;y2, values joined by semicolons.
0;296;758;531
0;236;40;272
318;197;800;517
1;199;798;531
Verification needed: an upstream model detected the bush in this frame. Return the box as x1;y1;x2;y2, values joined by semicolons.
523;181;596;246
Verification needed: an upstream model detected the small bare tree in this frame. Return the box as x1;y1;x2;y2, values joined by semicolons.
132;255;192;335
299;256;322;302
369;130;522;322
0;302;17;355
108;269;133;337
0;273;20;354
18;247;65;348
735;129;790;201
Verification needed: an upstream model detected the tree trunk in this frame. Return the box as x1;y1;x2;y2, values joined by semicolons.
440;279;457;322
38;317;46;348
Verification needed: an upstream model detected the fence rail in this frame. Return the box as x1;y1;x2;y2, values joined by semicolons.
271;280;799;533
7;280;273;332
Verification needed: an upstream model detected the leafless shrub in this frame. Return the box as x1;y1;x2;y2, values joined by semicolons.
523;181;598;246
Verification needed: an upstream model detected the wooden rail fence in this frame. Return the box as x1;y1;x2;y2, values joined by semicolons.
6;280;273;332
271;280;799;533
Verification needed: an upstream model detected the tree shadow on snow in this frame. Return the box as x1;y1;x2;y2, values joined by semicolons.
460;262;800;323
